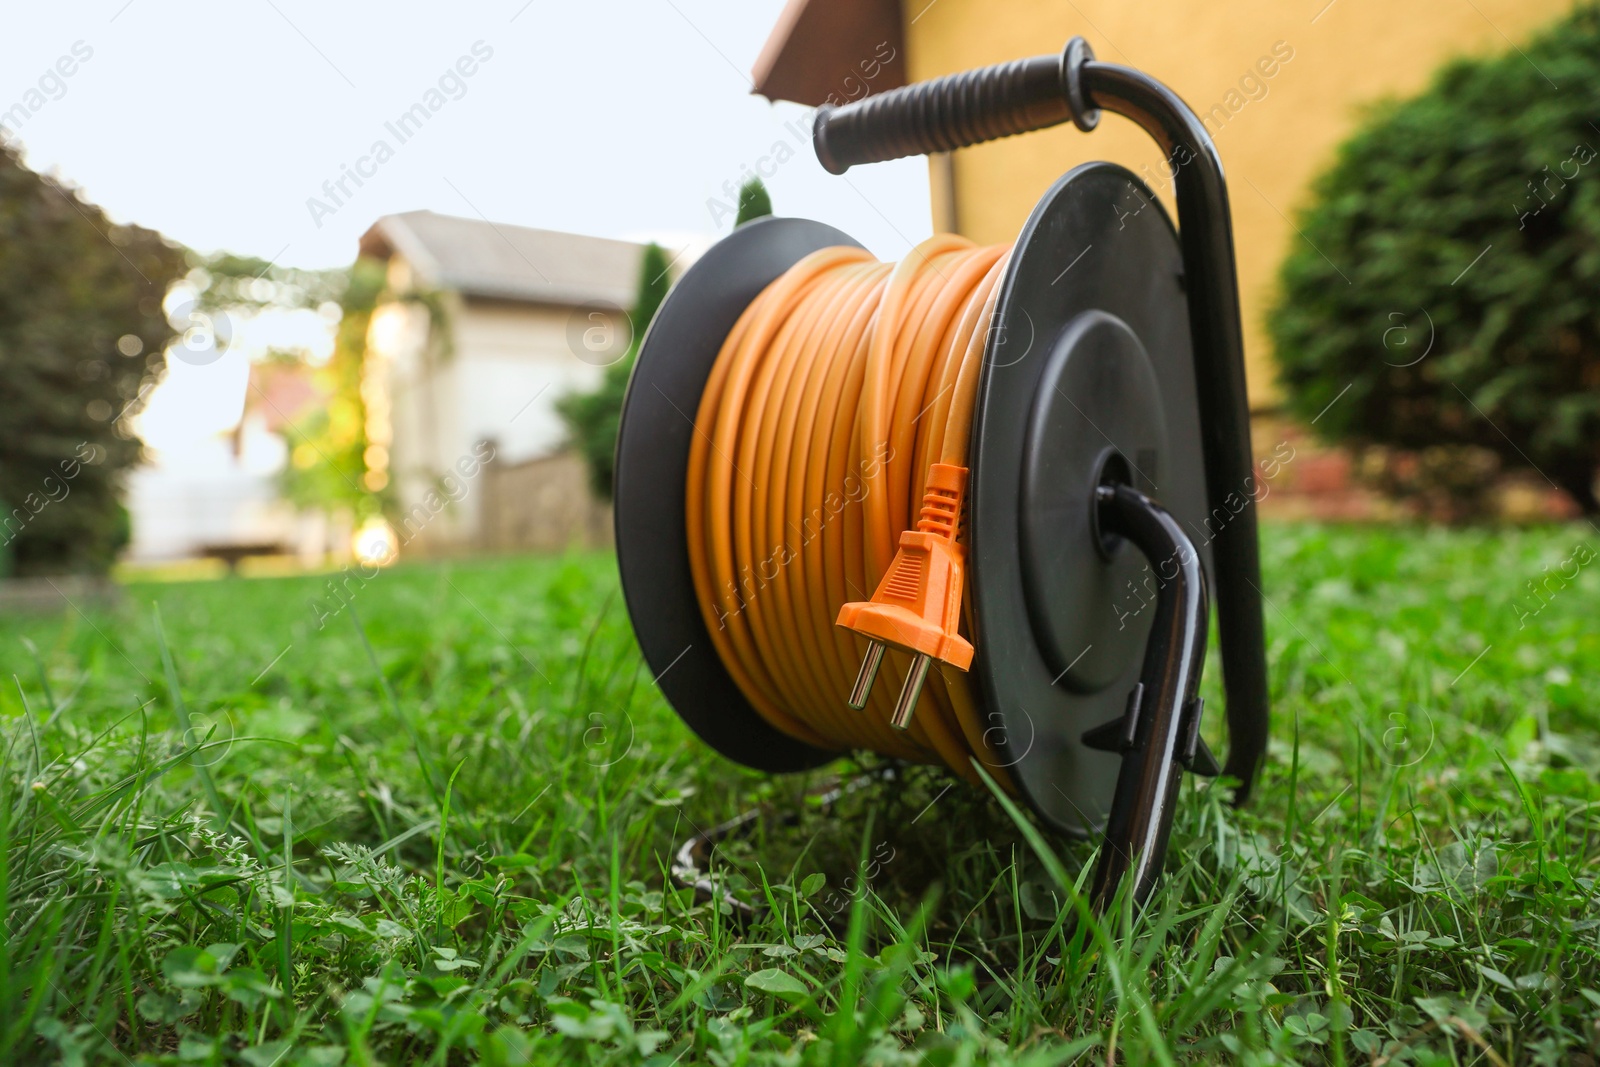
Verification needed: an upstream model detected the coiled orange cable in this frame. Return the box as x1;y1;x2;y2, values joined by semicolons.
686;235;1019;787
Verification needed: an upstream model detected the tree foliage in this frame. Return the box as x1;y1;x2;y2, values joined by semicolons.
275;258;389;515
558;242;673;499
0;139;185;576
735;177;774;227
191;254;450;518
1269;7;1600;513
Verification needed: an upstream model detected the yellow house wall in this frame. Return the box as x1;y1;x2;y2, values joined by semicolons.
905;0;1576;407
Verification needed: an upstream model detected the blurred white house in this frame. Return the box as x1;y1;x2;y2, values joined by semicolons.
125;211;691;565
358;210;693;554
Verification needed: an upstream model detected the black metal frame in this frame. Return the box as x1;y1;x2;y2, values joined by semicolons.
810;37;1271;907
814;37;1269;804
1078;62;1271;799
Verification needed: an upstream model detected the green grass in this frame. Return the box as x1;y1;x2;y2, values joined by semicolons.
2;523;1599;1065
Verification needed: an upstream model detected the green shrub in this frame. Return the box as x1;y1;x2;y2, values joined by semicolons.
1269;6;1600;514
558;242;672;499
735;177;773;226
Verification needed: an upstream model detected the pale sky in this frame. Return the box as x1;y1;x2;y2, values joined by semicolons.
0;0;932;270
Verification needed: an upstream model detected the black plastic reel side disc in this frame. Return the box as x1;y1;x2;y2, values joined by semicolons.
969;162;1212;837
613;216;852;773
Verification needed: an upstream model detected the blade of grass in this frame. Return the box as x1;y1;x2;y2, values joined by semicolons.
151;603;227;830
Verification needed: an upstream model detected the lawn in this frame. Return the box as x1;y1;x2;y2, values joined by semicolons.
2;522;1598;1066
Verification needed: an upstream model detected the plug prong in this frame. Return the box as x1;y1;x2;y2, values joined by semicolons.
847;640;886;709
890;653;932;730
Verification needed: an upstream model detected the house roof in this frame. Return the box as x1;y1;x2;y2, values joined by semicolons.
358;210;645;309
246;361;323;432
751;0;904;106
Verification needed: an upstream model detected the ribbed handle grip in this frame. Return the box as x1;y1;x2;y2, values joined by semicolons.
812;40;1097;174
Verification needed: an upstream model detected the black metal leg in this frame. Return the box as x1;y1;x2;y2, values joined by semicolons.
1082;483;1216;910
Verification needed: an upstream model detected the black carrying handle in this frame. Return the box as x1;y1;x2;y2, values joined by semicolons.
813;39;1097;175
813;38;1273;807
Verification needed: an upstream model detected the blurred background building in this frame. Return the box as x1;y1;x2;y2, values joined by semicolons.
751;0;1581;521
753;0;1569;404
358;211;670;554
119;214;694;568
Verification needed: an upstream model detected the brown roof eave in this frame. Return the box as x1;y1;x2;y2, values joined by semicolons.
751;0;905;107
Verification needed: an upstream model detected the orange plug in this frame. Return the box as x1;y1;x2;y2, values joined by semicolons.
836;463;974;730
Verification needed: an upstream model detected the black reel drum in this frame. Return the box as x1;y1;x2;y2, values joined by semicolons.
615;38;1271;909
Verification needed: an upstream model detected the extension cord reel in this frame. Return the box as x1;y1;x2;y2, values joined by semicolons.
614;38;1271;908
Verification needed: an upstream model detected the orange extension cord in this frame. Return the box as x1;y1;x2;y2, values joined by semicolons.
686;235;1019;788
